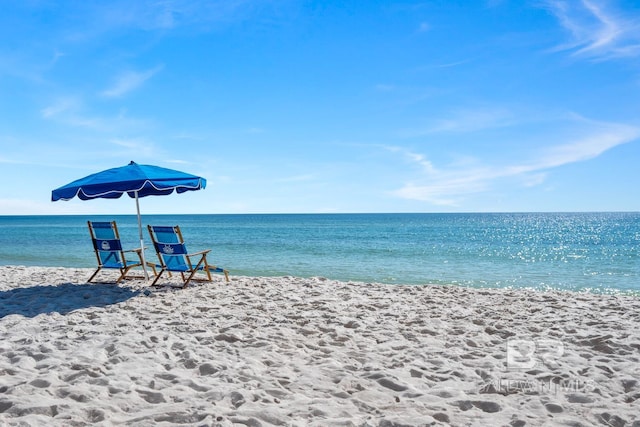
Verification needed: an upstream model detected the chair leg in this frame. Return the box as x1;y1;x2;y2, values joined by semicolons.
208;266;229;282
146;262;158;277
87;267;102;283
202;255;213;281
203;265;229;282
150;269;166;286
183;257;207;287
116;267;129;282
183;270;199;288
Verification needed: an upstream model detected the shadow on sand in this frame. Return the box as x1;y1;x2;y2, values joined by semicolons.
0;283;141;318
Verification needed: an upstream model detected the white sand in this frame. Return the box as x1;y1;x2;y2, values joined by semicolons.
0;266;638;426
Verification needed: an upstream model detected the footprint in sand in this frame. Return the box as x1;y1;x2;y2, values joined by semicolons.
29;379;50;388
199;362;219;376
452;400;502;413
377;377;408;392
544;403;563;413
136;389;166;404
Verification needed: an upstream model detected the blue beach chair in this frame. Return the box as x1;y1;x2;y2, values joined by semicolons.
147;225;230;287
87;221;144;283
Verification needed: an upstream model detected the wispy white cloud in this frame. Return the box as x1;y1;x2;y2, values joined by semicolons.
245;127;266;134
398;107;515;137
0;198;76;215
41;97;79;119
394;170;491;206
385;145;437;174
543;0;640;60
275;174;316;183
411;58;474;73
101;65;163;98
0;156;27;165
391;117;640;206
173;132;204;141
533;124;638;168
430;59;474;69
41;97;149;131
109;137;157;157
164;159;191;165
375;84;396;92
417;22;430;33
80;0;281;34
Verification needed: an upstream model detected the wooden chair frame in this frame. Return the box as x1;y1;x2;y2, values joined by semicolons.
147;225;230;288
87;221;144;283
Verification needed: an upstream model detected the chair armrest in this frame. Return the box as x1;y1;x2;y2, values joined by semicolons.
145;261;159;275
187;249;211;257
124;248;143;254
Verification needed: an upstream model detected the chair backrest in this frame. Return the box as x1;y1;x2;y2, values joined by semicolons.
88;221;125;267
148;225;192;271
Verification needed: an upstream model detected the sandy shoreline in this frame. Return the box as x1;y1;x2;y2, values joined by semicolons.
0;266;639;426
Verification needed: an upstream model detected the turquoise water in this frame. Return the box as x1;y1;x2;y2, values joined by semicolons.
0;213;638;293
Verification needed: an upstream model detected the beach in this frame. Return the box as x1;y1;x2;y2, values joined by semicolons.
0;266;638;426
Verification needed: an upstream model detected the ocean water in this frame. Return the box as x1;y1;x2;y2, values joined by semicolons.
0;213;638;293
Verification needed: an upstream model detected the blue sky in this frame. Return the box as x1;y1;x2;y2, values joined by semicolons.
1;0;639;214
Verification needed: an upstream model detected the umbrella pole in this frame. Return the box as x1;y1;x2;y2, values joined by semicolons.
135;191;149;280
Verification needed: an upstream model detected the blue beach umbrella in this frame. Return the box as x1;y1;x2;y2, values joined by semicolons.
52;161;206;278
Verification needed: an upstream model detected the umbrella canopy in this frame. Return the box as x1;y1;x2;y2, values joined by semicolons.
52;161;207;279
51;161;205;201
